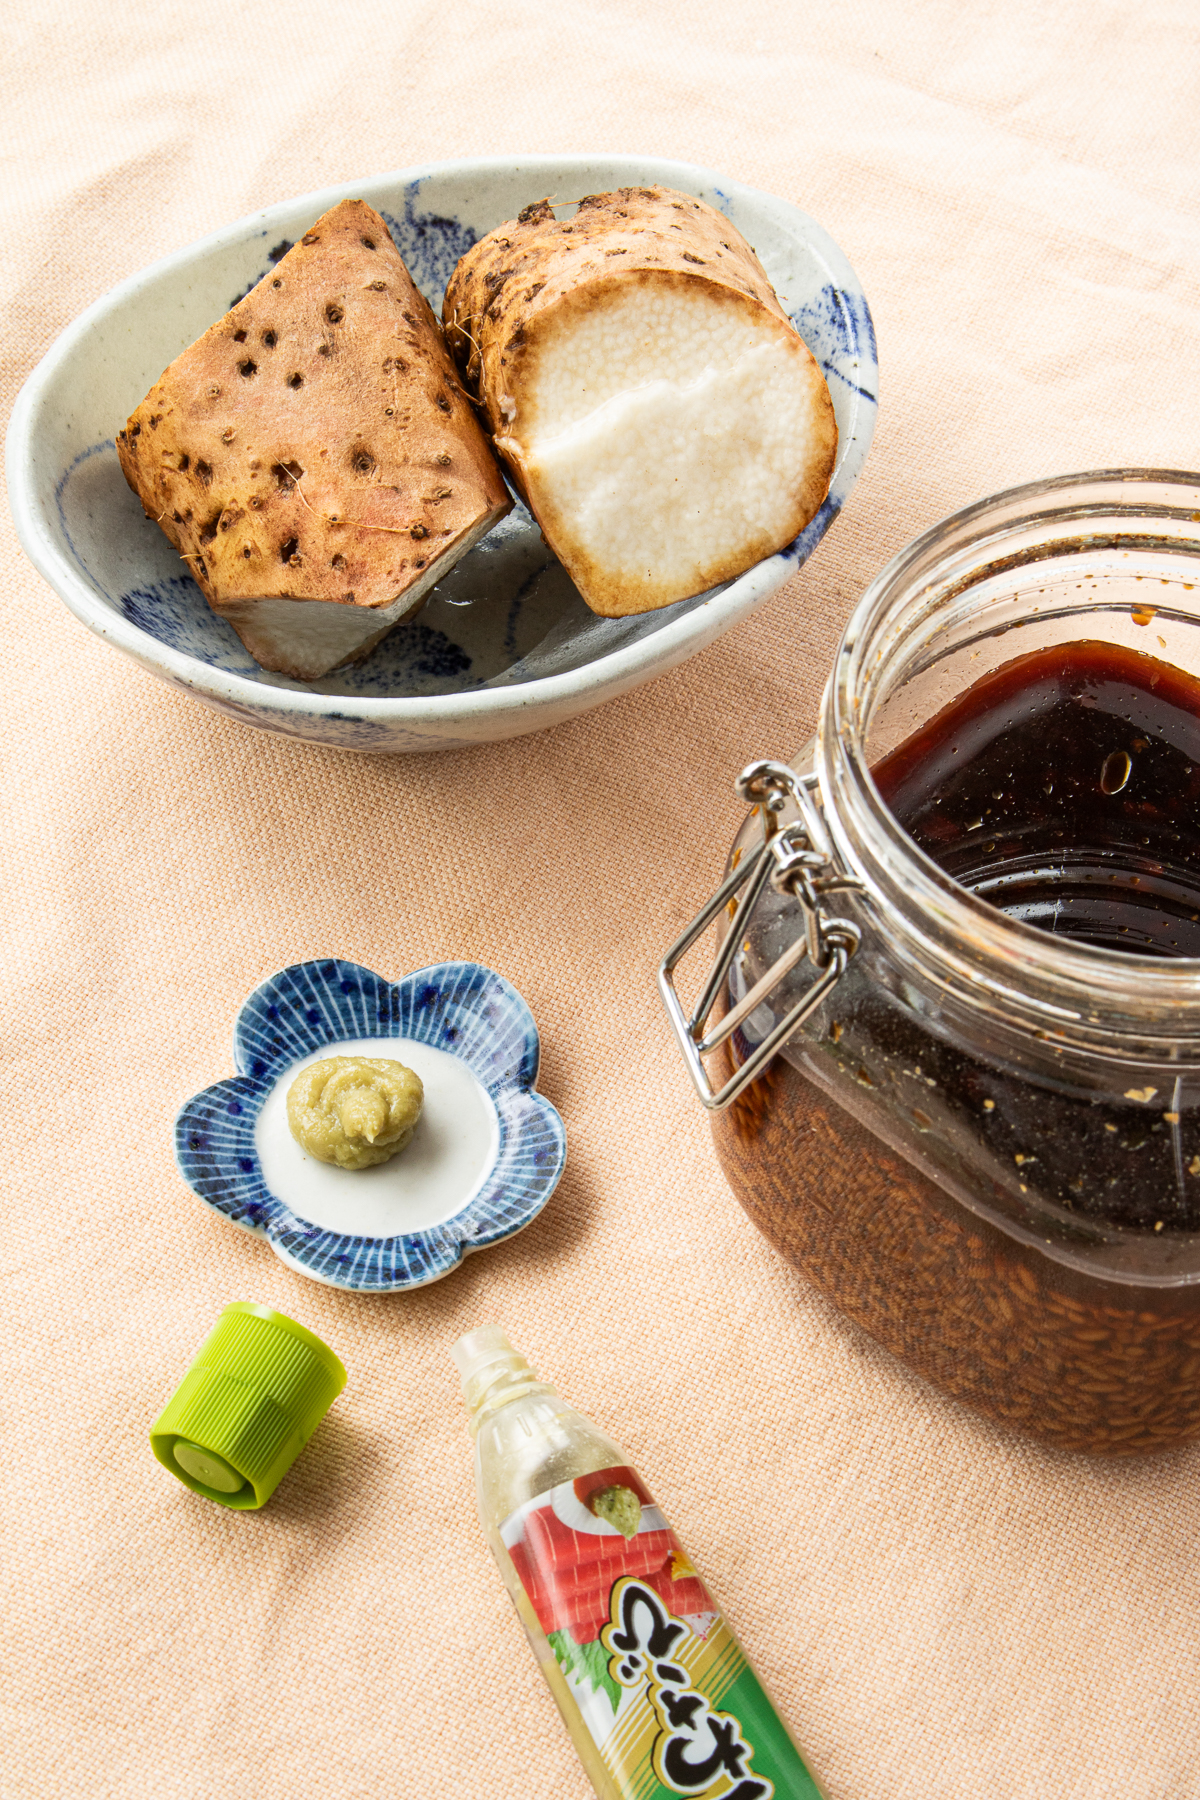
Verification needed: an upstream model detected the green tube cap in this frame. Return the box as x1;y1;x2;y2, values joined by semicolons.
150;1303;346;1510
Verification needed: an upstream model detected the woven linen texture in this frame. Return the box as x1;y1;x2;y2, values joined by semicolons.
3;2;1200;1794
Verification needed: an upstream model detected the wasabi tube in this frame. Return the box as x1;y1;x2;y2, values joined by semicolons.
451;1326;826;1800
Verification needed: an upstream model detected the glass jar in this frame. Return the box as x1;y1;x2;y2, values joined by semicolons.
660;470;1200;1455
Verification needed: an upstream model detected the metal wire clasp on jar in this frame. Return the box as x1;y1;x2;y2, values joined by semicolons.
659;469;1200;1456
659;758;864;1110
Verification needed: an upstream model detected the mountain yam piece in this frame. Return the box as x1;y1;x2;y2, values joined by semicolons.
443;186;836;618
118;200;511;679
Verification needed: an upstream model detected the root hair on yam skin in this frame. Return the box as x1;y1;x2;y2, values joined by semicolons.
443;184;836;618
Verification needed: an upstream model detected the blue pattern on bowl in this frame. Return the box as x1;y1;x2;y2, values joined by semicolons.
175;959;565;1291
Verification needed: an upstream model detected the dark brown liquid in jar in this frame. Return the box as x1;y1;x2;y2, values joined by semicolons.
872;639;1200;955
853;637;1200;1234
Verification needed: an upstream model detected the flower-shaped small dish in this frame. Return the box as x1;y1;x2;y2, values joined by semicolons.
176;959;565;1291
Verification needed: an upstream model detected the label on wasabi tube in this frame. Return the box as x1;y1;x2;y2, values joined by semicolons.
501;1465;822;1800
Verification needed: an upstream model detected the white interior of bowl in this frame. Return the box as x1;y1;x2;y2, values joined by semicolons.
8;154;877;741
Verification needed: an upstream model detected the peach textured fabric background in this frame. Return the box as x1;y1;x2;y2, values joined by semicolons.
4;3;1200;1796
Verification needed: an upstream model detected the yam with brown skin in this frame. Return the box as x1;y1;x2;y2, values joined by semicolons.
117;200;511;680
443;186;836;618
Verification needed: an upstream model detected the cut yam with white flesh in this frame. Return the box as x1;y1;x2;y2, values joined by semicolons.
443;186;836;618
117;200;511;679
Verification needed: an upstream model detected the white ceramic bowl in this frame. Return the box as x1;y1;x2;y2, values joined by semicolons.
6;154;877;754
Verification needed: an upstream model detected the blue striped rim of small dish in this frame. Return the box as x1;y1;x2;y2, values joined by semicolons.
175;958;565;1291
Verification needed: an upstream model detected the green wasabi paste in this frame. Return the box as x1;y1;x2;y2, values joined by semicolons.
589;1485;642;1539
287;1056;424;1170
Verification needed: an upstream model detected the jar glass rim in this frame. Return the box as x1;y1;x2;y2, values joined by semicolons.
818;467;1200;1057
